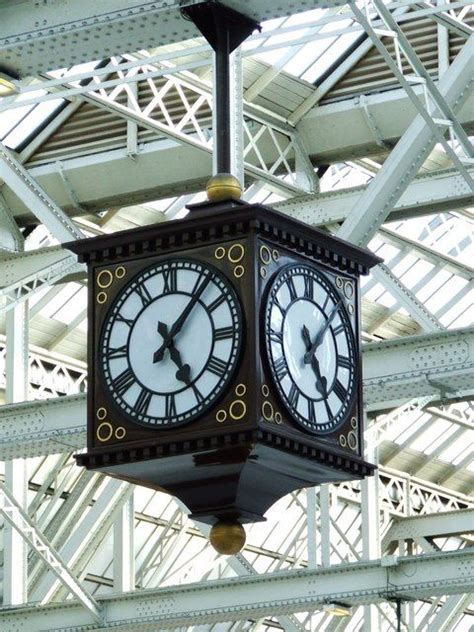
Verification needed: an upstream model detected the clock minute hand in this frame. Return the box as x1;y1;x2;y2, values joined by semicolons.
153;274;211;363
304;301;340;364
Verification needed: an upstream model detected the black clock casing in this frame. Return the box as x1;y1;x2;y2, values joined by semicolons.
68;199;381;525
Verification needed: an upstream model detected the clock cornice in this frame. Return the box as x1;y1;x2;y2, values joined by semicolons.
65;200;381;275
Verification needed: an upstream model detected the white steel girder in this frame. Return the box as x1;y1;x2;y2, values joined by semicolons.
0;192;23;253
29;478;132;606
0;394;87;460
363;327;474;411
368;264;444;332
0;549;472;629
0;341;87;398
0;246;84;288
275;168;474;227
370;0;474;167
0;0;346;77
382;507;474;550
0;244;85;318
56;60;307;197
0;143;83;242
0;482;103;623
0;255;85;315
1;327;473;459
337;35;474;247
6;86;474;223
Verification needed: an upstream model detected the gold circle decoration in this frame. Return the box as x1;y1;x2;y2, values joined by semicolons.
351;417;357;429
260;266;267;279
234;265;245;278
259;244;272;265
215;246;226;260
344;281;354;299
228;243;245;263
97;269;113;289
235;383;246;397
115;426;126;440
115;266;126;279
216;409;227;423
261;384;269;398
339;434;347;448
274;411;283;424
96;407;107;420
97;422;113;442
262;401;274;421
336;276;343;289
97;291;108;304
348;431;358;450
229;400;247;421
348;304;355;315
272;249;280;262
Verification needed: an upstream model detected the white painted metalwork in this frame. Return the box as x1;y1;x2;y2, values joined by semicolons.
0;482;103;622
0;143;83;242
0;549;472;628
0;1;473;629
337;33;473;246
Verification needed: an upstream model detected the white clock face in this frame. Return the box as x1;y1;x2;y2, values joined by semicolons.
100;259;242;427
265;264;357;434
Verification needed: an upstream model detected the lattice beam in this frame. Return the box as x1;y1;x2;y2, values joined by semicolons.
0;550;472;629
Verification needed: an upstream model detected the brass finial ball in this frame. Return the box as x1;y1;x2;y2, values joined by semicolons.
206;173;242;202
209;520;246;555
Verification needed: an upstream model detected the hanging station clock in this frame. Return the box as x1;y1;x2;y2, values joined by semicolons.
67;1;382;555
67;190;381;540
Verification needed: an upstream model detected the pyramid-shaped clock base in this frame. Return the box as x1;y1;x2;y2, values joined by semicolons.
75;429;375;525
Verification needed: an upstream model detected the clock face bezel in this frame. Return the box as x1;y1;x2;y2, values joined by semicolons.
263;262;358;435
98;257;244;429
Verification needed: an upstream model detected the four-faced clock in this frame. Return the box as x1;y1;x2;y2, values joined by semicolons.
264;264;357;434
71;201;379;529
100;258;243;427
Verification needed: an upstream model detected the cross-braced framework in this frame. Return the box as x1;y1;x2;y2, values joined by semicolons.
0;1;473;630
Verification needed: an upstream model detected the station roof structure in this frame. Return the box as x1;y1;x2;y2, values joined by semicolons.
0;1;473;630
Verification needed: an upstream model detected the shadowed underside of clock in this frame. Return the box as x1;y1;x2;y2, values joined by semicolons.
76;428;375;524
67;195;381;530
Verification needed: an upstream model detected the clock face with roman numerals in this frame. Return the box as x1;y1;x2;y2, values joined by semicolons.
264;264;357;434
100;259;242;428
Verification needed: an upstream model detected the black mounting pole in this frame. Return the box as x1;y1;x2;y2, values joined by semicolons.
215;26;231;173
181;2;260;175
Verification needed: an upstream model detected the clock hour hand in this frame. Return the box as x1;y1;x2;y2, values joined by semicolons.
155;322;191;384
302;325;327;397
169;342;191;385
303;300;341;364
153;273;211;363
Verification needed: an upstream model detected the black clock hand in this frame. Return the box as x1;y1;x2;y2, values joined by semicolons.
169;342;191;385
153;273;211;363
156;322;192;384
303;300;341;364
302;325;328;397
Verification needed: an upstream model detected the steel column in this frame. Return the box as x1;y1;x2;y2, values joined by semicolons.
114;494;135;592
3;296;28;606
